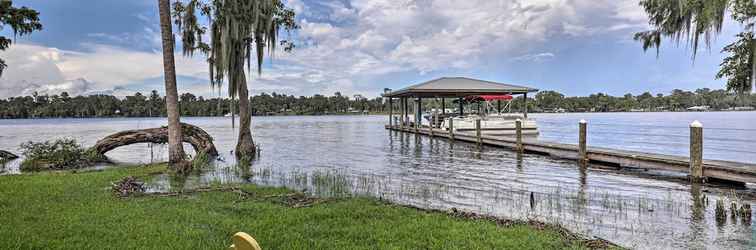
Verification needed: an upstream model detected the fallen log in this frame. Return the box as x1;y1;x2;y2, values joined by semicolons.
90;123;218;160
0;150;19;160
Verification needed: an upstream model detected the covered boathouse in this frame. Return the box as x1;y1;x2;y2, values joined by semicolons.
381;77;539;128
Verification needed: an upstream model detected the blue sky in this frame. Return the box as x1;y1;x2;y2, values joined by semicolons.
0;0;745;98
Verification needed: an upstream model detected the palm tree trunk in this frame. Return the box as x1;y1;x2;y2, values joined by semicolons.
235;74;256;159
158;0;186;164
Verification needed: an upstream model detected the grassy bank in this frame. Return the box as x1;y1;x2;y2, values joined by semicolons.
0;165;599;249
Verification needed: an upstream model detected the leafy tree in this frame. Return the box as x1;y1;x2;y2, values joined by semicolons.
535;91;564;110
0;1;42;76
173;0;299;158
634;0;756;93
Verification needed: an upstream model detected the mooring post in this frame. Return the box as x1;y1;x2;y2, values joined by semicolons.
476;118;482;145
690;120;703;182
449;118;455;140
516;119;523;153
579;119;587;165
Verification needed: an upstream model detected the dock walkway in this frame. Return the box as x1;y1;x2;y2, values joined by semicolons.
386;125;756;184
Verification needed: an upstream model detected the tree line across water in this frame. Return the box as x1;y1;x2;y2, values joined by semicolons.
0;91;385;118
1;88;755;119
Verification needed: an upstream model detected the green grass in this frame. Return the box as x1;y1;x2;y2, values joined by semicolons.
0;165;591;249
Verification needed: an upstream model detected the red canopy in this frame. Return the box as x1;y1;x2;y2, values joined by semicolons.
479;95;513;101
464;95;512;102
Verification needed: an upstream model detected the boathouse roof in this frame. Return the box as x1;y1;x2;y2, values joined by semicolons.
382;77;538;98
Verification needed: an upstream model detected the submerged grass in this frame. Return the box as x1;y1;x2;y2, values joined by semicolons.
19;138;104;171
0;165;600;249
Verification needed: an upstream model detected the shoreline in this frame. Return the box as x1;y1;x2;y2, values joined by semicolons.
0;164;616;249
1;109;756;120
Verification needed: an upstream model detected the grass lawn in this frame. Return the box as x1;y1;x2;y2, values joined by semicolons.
0;165;598;249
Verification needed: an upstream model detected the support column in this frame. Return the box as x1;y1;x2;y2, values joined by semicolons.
399;98;403;128
523;93;528;118
458;97;464;116
403;98;408;128
442;98;446;115
416;97;422;130
690;120;703;182
388;98;393;127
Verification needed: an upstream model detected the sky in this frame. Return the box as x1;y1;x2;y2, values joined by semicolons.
0;0;746;99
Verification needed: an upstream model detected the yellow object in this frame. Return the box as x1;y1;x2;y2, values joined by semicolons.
228;232;262;250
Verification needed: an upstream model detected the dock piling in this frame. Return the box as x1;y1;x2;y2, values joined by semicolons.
516;119;523;153
449;118;455;140
690;120;703;182
475;119;482;145
579;119;587;165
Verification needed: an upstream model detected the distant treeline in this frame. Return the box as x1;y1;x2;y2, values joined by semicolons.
1;88;755;119
531;88;756;112
0;91;385;118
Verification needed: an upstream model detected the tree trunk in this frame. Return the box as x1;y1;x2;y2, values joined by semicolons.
90;123;218;160
235;75;256;159
158;0;186;164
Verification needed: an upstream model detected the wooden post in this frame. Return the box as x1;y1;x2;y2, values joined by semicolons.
690;120;703;181
449;118;455;140
475;118;482;145
415;97;421;131
579;119;587;164
388;98;393;127
516;119;523;153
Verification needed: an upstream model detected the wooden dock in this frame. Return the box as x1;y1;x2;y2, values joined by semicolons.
386;125;756;184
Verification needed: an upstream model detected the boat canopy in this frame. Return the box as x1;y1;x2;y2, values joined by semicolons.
477;95;513;101
463;95;512;102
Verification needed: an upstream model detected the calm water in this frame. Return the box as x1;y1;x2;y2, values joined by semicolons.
1;112;755;249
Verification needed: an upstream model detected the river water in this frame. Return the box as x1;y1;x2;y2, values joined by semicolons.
1;112;755;249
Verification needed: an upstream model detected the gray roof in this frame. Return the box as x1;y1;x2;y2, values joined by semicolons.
383;77;538;98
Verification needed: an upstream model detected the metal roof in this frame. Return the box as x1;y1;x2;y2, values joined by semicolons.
383;77;538;98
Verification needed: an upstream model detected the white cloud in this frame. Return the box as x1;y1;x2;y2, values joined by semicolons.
0;43;209;98
265;0;652;96
1;0;654;99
